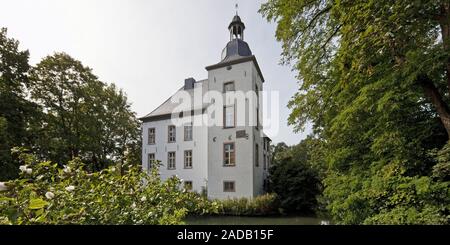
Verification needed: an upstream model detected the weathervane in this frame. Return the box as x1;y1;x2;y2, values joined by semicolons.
235;3;238;15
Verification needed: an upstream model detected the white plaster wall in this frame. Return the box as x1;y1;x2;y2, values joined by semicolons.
206;61;258;199
252;65;265;197
142;114;208;193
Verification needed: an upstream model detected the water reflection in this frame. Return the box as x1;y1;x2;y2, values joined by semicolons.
185;216;330;225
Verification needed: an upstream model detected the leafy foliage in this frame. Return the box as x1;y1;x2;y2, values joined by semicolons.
269;140;321;214
0;149;219;224
0;28;141;180
216;193;279;216
29;53;141;170
260;0;450;224
0;28;40;180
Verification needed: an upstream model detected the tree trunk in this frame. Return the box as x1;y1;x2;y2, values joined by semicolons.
425;2;450;139
420;76;450;138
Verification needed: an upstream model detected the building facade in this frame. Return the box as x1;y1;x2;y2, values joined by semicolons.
140;14;271;200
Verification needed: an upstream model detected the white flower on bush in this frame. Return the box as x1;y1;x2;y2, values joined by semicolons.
19;165;27;172
140;196;147;202
25;168;32;174
63;166;71;173
131;202;136;209
65;185;75;192
0;182;9;191
45;191;55;200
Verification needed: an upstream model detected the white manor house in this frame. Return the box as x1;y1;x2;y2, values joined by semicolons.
140;14;272;200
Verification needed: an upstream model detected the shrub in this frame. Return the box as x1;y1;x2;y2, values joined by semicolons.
0;150;218;224
270;141;322;214
323;161;450;225
217;193;279;216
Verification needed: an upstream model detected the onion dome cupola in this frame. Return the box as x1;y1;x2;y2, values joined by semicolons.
221;14;252;61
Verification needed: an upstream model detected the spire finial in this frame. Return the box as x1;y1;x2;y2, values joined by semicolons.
235;3;238;15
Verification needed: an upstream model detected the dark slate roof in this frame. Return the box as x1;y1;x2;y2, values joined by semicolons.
221;39;252;62
228;15;245;29
232;14;241;22
139;79;209;122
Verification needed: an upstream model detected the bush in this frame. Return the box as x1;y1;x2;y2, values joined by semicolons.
269;141;322;214
217;193;279;216
0;150;219;224
323;161;450;224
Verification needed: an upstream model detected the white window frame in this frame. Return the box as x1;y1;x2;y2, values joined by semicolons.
167;151;176;170
224;105;235;128
184;124;193;141
184;150;193;169
148;128;155;145
147;153;155;170
223;142;235;166
168;125;176;143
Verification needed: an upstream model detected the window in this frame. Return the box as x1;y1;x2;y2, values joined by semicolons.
224;105;235;128
148;128;155;144
263;153;267;170
184;150;193;169
223;142;235;166
147;153;155;171
223;82;235;92
184;124;193;141
255;144;259;167
167;152;176;169
223;181;235;192
184;181;193;191
168;125;176;142
255;84;260;129
256;106;260;129
264;179;269;192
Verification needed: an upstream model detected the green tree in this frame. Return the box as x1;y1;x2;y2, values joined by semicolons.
269;140;321;214
270;142;289;164
0;27;39;180
30;53;140;170
260;0;450;223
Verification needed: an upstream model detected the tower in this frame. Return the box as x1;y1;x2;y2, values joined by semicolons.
205;13;266;199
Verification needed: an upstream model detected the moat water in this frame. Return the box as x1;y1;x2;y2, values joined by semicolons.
185;215;330;225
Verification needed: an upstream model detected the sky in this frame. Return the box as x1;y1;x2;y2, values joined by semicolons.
0;0;311;145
